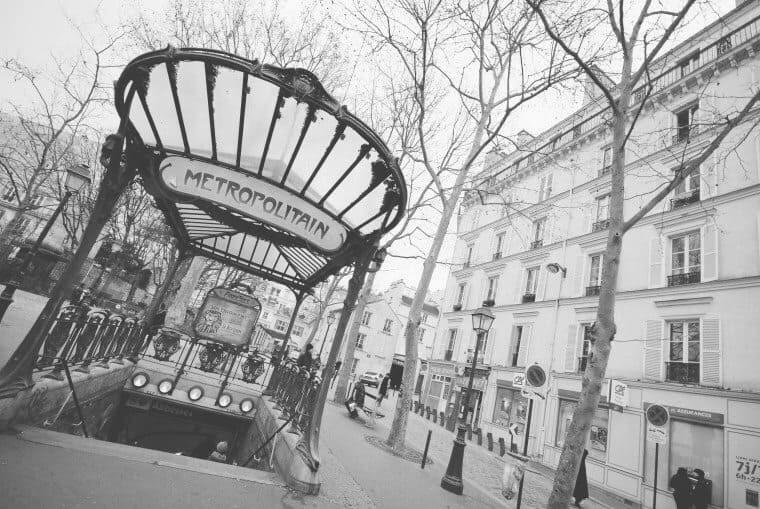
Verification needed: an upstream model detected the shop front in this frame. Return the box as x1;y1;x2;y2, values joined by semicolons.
449;365;490;431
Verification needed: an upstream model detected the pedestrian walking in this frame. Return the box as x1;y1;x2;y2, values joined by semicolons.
573;449;589;507
692;469;710;509
669;467;692;509
377;373;391;406
297;344;314;370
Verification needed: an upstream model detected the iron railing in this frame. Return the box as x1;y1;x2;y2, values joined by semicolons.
585;285;601;297
269;359;321;434
522;293;536;303
667;271;701;287
666;362;700;384
672;124;700;145
530;239;543;250
592;219;610;233
670;188;701;210
492;252;502;260
444;350;454;361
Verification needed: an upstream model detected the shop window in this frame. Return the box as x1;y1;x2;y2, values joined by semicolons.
556;400;608;460
491;387;529;433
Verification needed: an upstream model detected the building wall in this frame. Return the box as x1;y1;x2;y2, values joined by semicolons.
427;4;760;507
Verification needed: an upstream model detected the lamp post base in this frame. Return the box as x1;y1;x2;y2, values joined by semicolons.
440;424;468;495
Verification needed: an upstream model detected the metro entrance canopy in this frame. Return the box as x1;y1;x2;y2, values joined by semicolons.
116;47;406;292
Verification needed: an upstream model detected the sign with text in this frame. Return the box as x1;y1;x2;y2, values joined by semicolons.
608;379;629;411
159;156;348;252
729;432;760;508
644;402;724;426
512;372;526;389
646;404;669;444
193;288;261;346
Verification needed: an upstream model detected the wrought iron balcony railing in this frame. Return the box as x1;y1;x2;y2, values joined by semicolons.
666;362;700;384
585;285;601;297
672;124;699;145
670;189;700;210
493;252;502;260
578;356;589;373
530;239;543;250
522;293;536;303
599;165;611;177
667;270;701;287
591;219;610;233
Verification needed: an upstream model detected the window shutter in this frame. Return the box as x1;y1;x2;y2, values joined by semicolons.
516;324;532;367
643;320;664;380
509;267;522;304
564;324;578;372
537;268;548;301
648;237;664;288
582;203;594;235
545;215;556;244
700;317;721;386
701;224;718;282
572;255;584;297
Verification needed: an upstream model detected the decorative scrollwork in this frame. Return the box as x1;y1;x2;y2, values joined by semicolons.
199;342;227;372
152;329;181;361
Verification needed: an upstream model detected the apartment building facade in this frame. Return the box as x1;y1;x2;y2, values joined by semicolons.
424;3;760;508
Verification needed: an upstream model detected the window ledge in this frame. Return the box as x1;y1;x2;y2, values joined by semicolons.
654;296;713;308
654;206;716;235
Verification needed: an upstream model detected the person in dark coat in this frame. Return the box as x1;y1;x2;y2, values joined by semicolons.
297;344;314;370
669;467;693;509
573;449;589;507
692;468;710;509
377;373;391;406
330;360;342;387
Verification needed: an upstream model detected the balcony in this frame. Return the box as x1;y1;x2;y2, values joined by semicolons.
672;124;699;145
666;362;699;384
521;293;536;303
530;239;543;250
482;299;495;307
599;165;611;177
492;252;502;260
453;303;462;312
463;261;471;269
591;219;610;233
444;350;454;361
585;285;601;297
670;189;700;210
667;270;701;287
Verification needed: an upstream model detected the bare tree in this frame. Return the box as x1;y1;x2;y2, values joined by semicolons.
523;1;760;506
345;0;571;451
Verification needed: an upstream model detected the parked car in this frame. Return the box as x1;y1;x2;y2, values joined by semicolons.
359;371;382;387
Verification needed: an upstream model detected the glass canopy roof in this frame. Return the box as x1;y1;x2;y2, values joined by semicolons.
113;48;406;291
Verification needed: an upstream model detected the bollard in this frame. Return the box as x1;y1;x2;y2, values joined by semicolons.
426;406;432;420
414;401;419;412
439;411;445;426
467;424;473;441
433;410;437;423
421;430;432;469
499;437;506;456
476;428;483;446
487;432;494;451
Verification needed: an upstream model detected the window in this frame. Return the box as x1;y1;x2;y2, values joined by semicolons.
417;328;426;342
1;184;16;202
382;319;393;333
592;196;610;232
523;267;539;301
456;283;466;306
674;103;698;144
29;194;46;207
293;325;304;337
601;147;612;175
716;35;732;56
469;331;488;363
356;333;366;349
274;319;287;332
13;217;32;236
262;311;269;319
492;388;529;434
465;244;473;267
351;358;359;374
587;254;604;296
445;329;457;361
538;174;553;201
494;232;505;259
557;400;608;460
578;324;593;372
361;311;372;326
269;287;281;296
485;276;498;304
666;320;700;384
679;51;700;77
671;167;701;209
531;218;545;249
421;313;429;324
669;231;701;286
509;325;524;367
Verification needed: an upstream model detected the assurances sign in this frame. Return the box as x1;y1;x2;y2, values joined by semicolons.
194;288;261;346
160;156;348;252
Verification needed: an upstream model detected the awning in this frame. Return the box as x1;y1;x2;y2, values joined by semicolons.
113;47;407;292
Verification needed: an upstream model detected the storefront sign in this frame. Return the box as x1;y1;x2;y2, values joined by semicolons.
194;288;261;346
159;156;348;252
608;379;629;411
729;432;760;507
152;399;194;418
644;402;724;426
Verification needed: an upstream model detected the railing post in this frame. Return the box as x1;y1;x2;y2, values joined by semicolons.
296;240;377;471
263;292;306;397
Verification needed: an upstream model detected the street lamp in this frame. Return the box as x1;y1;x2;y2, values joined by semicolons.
317;312;336;361
0;164;91;322
441;306;494;495
546;262;567;277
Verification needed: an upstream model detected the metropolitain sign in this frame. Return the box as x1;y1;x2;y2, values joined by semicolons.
159;156;347;252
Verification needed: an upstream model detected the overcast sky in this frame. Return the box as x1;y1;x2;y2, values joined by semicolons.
0;0;732;294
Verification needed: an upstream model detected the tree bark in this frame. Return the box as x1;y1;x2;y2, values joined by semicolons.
332;268;377;404
304;274;342;348
165;256;206;329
